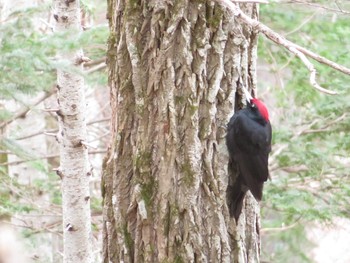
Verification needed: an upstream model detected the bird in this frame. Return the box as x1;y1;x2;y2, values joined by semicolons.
226;88;272;222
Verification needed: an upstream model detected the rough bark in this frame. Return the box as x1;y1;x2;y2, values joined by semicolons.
103;1;260;262
53;0;92;262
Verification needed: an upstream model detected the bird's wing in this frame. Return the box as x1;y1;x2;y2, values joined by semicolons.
233;113;271;155
228;112;271;199
234;154;267;200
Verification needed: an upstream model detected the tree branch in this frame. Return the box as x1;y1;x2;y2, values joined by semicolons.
0;150;107;166
84;57;106;67
285;11;318;36
232;0;269;3
293;45;350;75
14;117;110;141
300;113;348;135
0;90;55;129
287;0;350;15
288;46;337;95
218;0;350;94
261;216;302;233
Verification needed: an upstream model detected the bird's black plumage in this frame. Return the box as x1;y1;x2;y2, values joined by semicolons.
226;98;272;221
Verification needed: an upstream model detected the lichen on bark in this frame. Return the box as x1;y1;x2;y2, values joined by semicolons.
103;1;261;262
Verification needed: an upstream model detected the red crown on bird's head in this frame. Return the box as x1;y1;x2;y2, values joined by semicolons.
251;98;269;121
242;86;269;121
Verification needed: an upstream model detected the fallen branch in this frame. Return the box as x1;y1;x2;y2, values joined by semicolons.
261;216;302;233
218;0;350;95
14;117;110;141
232;0;269;3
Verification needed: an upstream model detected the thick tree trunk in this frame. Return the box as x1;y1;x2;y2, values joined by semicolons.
53;0;92;262
103;1;260;262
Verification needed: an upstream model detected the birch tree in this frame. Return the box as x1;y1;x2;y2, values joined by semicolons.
53;0;92;262
102;1;260;262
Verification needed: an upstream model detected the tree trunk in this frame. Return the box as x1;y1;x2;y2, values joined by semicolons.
103;1;260;262
0;0;9;21
53;0;92;262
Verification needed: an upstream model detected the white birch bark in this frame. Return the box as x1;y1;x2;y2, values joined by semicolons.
53;0;92;262
0;0;9;21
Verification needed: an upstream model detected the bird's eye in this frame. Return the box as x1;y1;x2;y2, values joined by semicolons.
251;104;255;108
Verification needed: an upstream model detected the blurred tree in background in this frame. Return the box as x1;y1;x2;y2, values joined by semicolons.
0;0;108;261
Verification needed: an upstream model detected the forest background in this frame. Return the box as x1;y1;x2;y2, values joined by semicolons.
0;0;350;262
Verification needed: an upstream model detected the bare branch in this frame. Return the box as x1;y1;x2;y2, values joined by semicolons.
232;0;269;3
75;55;91;65
43;132;57;137
0;90;55;129
261;216;302;233
218;0;350;94
285;11;319;36
80;140;98;149
288;46;337;95
43;108;60;112
87;117;110;125
13;129;56;141
293;45;350;75
270;113;347;171
0;150;107;166
281;165;309;173
84;57;106;68
300;113;348;135
287;0;350;15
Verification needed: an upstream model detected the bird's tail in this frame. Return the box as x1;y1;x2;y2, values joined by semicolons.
227;176;246;222
227;159;247;222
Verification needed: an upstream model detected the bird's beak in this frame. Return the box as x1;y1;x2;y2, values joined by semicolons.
242;86;253;103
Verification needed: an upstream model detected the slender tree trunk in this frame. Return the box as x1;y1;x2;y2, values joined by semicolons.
103;1;260;262
53;0;92;262
0;0;8;21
